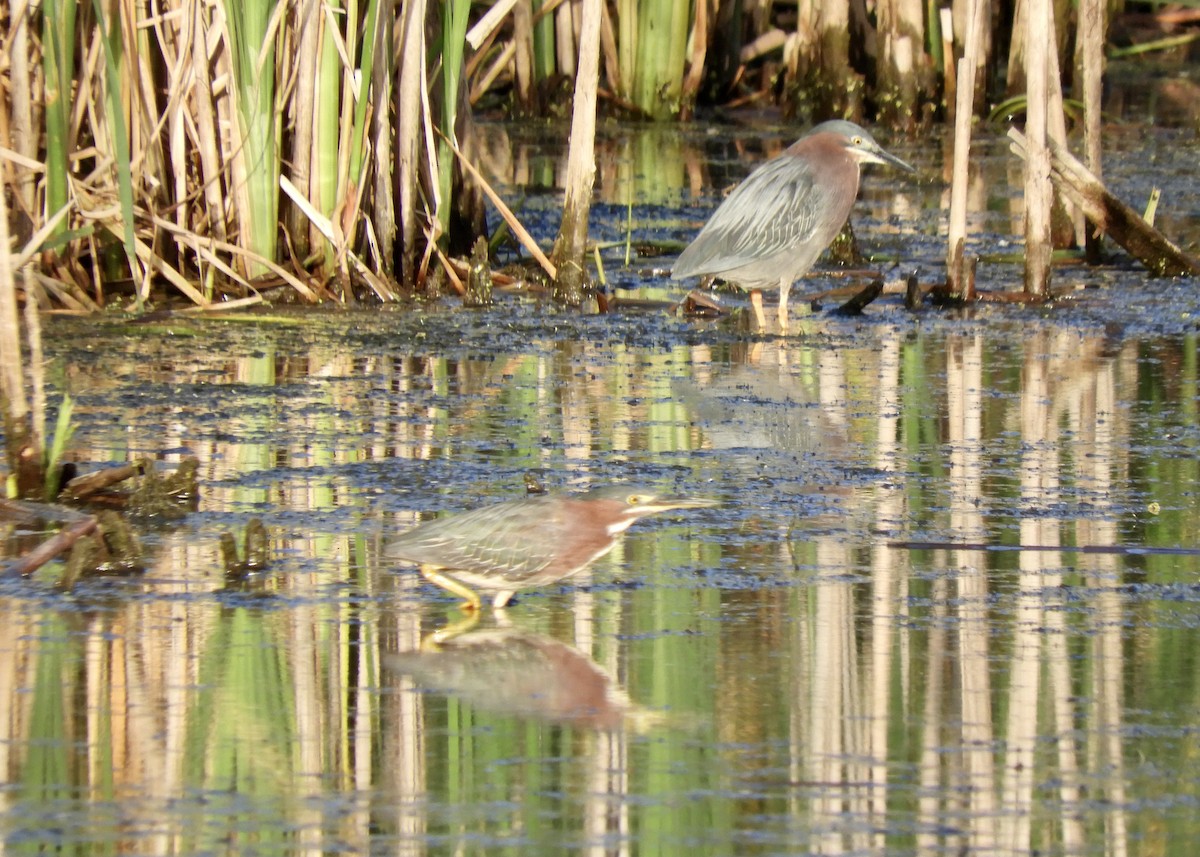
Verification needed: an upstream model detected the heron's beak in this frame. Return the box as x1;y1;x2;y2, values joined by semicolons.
863;146;916;173
642;496;720;513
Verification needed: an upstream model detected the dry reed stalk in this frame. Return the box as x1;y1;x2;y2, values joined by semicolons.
213;7;250;277
153;215;322;300
678;0;707;121
743;26;787;62
8;0;36;234
287;0;321;259
432;243;466;295
598;2;620;96
946;0;986;297
470;41;517;104
320;4;349;276
511;0;536;114
397;0;428;284
280;175;394;301
330;1;363;236
6;516;99;577
466;0;519;49
1041;14;1083;248
0;172;39;494
554;0;577;79
814;0;859;117
188;1;227;244
550;0;602;305
119;0;167;193
0;168;23;421
9;205;72;272
1079;0;1106;261
34;270;98;313
130;232;211;305
950;0;992;117
1023;0;1053;295
940;8;956;120
371;5;396;266
161;8;192;260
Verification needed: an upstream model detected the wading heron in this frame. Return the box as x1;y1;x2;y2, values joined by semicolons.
672;120;914;330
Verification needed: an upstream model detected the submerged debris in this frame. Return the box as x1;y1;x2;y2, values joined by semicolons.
59;457;200;520
2;501;98;578
221;518;271;581
2;458;200;584
464;236;494;307
831;278;885;315
59;511;144;591
128;458;200;520
523;471;548;495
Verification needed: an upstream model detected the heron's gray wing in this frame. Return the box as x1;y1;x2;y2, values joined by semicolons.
672;155;846;279
387;497;563;578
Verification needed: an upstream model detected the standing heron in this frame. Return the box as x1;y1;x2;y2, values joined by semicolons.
387;486;717;611
672;120;914;330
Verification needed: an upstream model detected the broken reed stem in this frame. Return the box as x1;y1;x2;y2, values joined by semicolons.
7;515;99;577
1008;128;1200;277
448;138;557;280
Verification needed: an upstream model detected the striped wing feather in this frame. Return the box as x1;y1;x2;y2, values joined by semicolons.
673;151;856;288
387;496;614;587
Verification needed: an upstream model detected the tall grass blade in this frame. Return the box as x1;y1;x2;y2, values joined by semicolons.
90;0;141;309
348;0;383;187
42;0;76;247
532;0;557;80
437;0;472;238
224;0;282;277
44;393;75;502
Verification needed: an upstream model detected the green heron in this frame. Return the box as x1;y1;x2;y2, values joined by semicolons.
671;120;914;330
387;486;717;611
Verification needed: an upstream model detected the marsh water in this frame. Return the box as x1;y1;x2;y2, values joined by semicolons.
3;115;1200;856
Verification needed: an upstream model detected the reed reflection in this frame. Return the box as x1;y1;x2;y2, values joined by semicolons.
8;316;1197;854
774;328;1142;855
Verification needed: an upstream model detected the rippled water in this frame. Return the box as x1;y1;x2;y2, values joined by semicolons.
2;120;1200;856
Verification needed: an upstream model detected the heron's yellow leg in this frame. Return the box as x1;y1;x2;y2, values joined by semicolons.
749;290;767;330
777;279;790;332
420;564;483;613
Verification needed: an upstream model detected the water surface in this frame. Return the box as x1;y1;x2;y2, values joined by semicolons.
2;122;1200;856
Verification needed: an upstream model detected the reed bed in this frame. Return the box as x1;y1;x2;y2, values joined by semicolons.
0;0;1176;314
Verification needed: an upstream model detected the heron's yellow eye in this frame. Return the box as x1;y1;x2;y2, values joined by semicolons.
626;493;649;506
851;136;864;146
